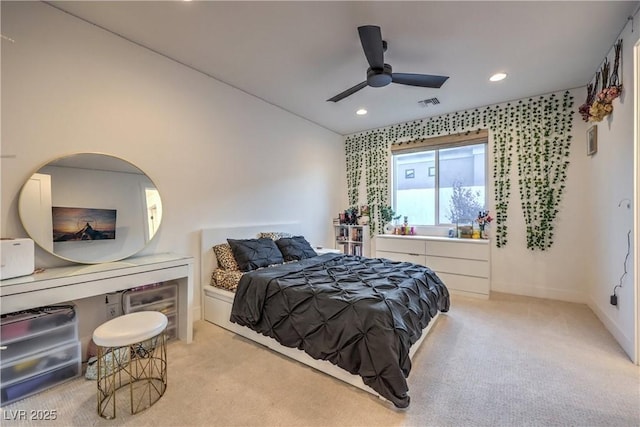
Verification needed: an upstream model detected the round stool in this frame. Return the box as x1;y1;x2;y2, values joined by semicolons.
93;311;168;419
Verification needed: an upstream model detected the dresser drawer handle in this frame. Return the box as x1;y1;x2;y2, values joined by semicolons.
408;253;420;256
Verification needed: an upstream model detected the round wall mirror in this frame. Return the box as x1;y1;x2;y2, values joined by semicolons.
18;153;162;264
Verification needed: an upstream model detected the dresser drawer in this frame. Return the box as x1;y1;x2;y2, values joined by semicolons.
426;256;489;278
437;272;489;296
375;237;426;255
425;240;489;261
376;250;426;266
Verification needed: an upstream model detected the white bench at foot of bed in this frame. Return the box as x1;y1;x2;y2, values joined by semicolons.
202;284;440;401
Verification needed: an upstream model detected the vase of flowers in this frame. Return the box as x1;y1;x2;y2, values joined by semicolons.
476;210;493;239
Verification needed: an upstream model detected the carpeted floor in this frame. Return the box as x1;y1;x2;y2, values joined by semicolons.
2;292;639;427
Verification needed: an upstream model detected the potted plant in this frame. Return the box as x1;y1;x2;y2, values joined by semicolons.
379;205;401;233
345;206;358;225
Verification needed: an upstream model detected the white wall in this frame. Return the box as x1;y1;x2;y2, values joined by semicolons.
486;89;591;304
586;10;639;362
0;2;346;335
356;88;592;305
345;11;638;362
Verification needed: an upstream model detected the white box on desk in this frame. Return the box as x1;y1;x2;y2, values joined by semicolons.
1;238;35;281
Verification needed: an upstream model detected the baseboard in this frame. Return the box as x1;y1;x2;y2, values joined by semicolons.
587;297;635;362
491;281;586;303
449;289;489;300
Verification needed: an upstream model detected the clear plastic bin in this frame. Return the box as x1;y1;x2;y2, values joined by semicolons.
124;284;177;311
1;323;77;363
166;313;177;340
0;306;76;343
1;341;80;386
0;360;80;405
0;305;80;405
124;283;178;340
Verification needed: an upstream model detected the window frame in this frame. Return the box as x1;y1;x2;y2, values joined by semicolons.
390;130;489;229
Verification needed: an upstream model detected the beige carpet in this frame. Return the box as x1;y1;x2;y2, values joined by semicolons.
2;293;639;427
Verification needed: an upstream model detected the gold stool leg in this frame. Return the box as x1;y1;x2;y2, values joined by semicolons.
97;345;131;419
96;331;167;419
96;345;120;419
129;331;167;415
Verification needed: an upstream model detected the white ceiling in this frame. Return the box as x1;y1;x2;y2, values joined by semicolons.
48;1;639;135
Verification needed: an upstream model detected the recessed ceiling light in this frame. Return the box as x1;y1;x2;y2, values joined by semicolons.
356;109;368;116
489;72;507;82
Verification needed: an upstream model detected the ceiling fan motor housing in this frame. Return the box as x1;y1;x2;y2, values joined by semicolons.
367;64;393;87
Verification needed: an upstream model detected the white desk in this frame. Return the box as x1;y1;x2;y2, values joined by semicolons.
0;253;194;343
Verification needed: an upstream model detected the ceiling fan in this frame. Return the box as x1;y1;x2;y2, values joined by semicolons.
327;25;449;102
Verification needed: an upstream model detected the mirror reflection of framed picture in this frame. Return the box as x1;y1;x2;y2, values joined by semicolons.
405;168;415;179
587;125;597;156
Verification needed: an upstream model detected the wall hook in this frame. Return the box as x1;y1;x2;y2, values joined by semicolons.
617;198;631;209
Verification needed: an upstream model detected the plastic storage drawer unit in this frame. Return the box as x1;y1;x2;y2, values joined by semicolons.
0;305;81;405
124;283;178;340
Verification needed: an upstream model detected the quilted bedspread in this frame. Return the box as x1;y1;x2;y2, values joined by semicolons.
230;253;450;408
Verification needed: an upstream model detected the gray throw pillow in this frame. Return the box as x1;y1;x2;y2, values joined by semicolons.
227;238;284;272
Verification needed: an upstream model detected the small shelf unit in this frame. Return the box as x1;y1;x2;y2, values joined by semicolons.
334;224;369;257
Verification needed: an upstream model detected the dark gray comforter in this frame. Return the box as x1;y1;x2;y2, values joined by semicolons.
230;253;450;408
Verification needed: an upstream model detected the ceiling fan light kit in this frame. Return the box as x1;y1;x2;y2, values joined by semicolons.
367;64;393;87
327;25;449;102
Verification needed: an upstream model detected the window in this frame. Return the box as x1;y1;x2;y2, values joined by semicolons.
391;132;487;226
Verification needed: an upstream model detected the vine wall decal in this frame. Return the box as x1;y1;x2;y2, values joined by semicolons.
346;137;363;208
345;90;574;250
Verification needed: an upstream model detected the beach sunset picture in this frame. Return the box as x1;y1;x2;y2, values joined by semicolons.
52;207;117;242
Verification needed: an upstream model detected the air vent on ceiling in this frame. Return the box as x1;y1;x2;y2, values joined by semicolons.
418;97;440;107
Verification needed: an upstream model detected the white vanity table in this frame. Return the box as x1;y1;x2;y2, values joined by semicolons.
1;153;193;404
0;253;194;343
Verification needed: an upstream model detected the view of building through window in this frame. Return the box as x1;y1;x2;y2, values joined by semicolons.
392;143;486;225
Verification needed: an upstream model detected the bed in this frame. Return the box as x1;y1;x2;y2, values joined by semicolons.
201;224;449;408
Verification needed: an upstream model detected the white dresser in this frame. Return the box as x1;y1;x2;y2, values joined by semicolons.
375;235;490;298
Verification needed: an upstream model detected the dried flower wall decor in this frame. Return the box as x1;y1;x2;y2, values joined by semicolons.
580;39;623;122
345;91;574;250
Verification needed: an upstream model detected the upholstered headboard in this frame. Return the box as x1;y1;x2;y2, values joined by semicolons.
199;223;301;288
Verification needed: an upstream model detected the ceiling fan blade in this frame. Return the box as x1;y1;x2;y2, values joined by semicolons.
327;81;368;102
392;73;449;88
358;25;384;69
